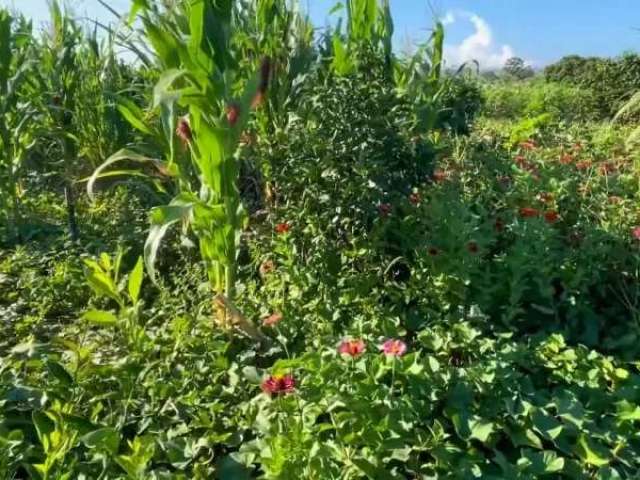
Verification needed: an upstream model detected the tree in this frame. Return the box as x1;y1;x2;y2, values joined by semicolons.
504;56;534;80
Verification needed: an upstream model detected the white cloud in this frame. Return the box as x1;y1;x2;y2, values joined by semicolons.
442;11;516;70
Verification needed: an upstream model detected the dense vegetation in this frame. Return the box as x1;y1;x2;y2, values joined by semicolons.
1;1;640;479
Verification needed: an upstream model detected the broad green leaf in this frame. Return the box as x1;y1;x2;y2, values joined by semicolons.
82;427;120;454
575;435;609;467
46;361;73;386
128;256;144;303
83;309;118;327
87;148;158;201
117;98;152;135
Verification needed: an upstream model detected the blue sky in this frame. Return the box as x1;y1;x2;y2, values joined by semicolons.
1;0;639;69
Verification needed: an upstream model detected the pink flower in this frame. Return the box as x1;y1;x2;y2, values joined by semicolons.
261;374;296;396
226;102;240;126
380;339;407;357
632;227;640;241
262;312;283;327
338;339;366;358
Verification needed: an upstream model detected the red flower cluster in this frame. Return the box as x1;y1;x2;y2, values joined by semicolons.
338;339;366;358
261;374;296;396
519;207;539;218
275;222;291;234
409;192;421;205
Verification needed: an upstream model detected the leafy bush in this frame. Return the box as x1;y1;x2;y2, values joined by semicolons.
544;53;640;119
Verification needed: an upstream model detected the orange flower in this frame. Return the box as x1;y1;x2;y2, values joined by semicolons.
275;222;291;234
263;312;283;327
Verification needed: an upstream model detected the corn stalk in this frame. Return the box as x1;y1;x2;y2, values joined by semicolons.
89;0;270;334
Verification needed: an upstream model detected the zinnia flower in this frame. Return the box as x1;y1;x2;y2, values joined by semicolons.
519;140;536;150
378;203;392;218
381;339;407;357
261;374;296;396
544;210;560;224
409;192;421;205
263;312;283;327
632;227;640;241
432;170;448;183
176;117;192;145
519;207;539;218
338;339;366;358
559;153;573;164
259;259;275;277
275;222;291;234
226;102;240;126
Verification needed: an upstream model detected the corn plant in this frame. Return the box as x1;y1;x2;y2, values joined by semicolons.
0;10;36;243
90;1;270;335
328;0;394;76
33;1;83;241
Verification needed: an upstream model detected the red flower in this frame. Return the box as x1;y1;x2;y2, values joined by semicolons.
544;210;560;224
275;222;291;234
632;227;640;241
261;374;296;396
467;241;479;254
176;117;192;145
572;142;583;152
576;160;592;170
409;192;421;205
378;203;392;218
432;169;448;183
598;162;616;176
259;259;275;277
428;247;439;256
559;153;573;164
514;155;527;166
519;207;540;218
380;339;407;357
338;339;366;358
519;140;536;150
263;312;283;327
226;102;240;126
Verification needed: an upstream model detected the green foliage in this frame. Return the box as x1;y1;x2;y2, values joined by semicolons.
544;53;640;119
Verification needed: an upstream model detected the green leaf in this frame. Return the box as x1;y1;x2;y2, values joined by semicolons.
117;98;152;135
128;256;144;303
575;434;609;467
469;418;494;443
46;361;73;386
83;310;118;327
82;427;121;455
